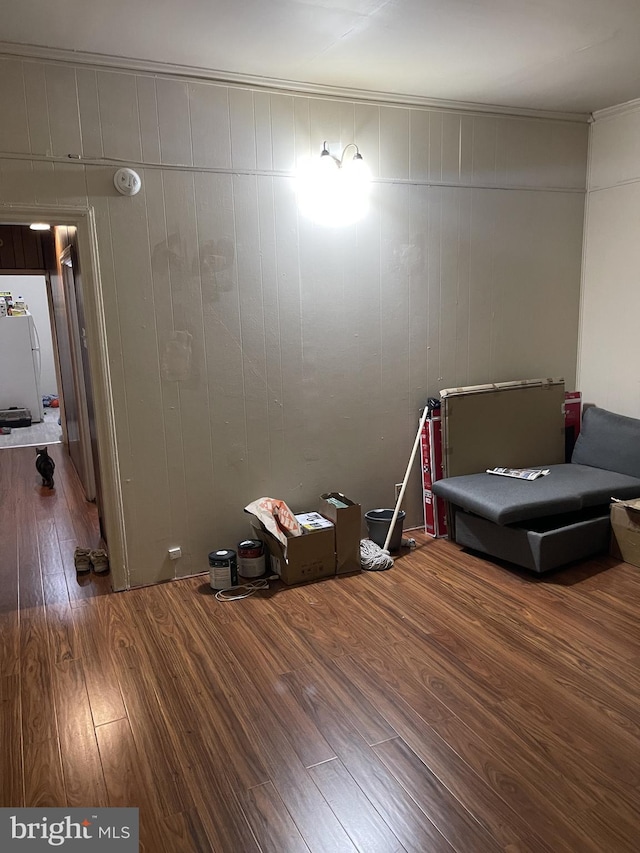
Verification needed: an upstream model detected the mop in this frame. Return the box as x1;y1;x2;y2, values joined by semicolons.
360;401;434;571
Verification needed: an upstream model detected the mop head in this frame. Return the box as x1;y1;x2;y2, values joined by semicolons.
360;539;394;571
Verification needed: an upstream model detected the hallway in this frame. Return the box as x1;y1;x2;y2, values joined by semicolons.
0;443;107;609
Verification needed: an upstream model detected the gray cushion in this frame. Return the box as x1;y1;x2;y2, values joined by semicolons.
572;406;640;477
432;463;640;525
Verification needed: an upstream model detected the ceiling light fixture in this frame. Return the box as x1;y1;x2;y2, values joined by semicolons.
29;222;51;231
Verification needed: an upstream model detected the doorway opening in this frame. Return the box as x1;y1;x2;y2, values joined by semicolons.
0;211;126;590
0;224;97;505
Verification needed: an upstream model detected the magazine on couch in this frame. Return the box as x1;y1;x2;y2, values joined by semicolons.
486;467;550;481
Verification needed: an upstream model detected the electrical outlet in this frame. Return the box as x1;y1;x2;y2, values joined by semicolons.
168;546;182;560
395;483;403;502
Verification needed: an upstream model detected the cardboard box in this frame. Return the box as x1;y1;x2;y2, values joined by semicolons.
320;492;361;574
420;415;447;538
610;498;640;567
250;520;336;585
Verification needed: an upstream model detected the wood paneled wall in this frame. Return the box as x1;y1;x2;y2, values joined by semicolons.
579;102;640;418
0;56;588;586
0;224;45;269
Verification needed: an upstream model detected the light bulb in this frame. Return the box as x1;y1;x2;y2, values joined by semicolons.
296;144;371;227
342;152;371;187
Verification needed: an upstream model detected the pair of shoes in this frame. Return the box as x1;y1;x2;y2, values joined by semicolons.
74;547;110;574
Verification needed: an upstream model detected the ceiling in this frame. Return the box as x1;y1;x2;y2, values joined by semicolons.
2;0;640;114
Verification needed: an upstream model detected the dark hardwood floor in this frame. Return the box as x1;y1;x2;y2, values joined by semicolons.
1;443;640;851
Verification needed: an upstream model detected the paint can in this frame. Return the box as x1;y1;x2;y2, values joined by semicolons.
208;550;238;590
237;539;266;578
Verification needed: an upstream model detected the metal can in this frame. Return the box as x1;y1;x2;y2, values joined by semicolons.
208;550;238;590
237;539;266;578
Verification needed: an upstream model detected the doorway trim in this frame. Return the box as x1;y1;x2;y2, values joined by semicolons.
0;205;128;591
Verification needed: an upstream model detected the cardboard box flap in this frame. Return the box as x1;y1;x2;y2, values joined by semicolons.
321;492;357;509
611;497;640;514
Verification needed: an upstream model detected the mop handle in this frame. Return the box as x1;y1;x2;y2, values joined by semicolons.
382;404;431;552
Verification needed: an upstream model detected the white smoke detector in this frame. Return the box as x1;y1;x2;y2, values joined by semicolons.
114;167;142;196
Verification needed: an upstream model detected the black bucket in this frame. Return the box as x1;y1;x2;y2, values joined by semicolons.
364;509;406;552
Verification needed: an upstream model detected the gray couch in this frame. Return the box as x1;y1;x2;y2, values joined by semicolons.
432;406;640;573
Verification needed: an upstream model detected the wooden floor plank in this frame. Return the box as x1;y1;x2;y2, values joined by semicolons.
114;644;191;818
17;497;45;612
23;736;66;808
0;453;19;677
239;781;312;853
162;735;263;853
45;603;77;664
42;572;71;606
95;593;138;650
48;458;78;542
95;717;170;853
52;658;108;808
37;517;64;575
233;601;318;674
309;758;405;853
303;657;400;747
0;674;23;807
0;585;19;678
72;603;127;727
160;810;218;853
19;609;58;746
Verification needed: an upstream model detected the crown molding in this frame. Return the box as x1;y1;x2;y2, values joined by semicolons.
0;40;589;124
592;96;640;122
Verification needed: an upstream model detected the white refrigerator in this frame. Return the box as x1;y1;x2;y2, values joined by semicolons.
0;313;44;422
